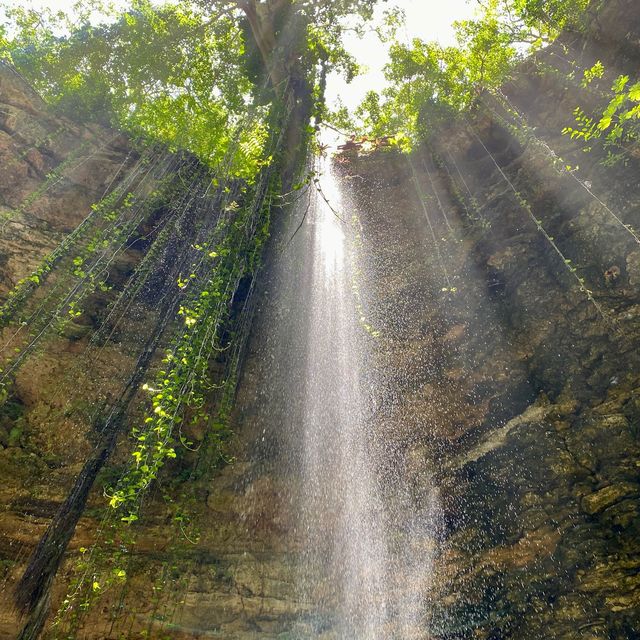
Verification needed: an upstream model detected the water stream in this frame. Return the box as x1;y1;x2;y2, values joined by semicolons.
255;156;440;638
297;162;388;637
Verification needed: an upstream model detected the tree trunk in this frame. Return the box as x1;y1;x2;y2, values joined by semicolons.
240;0;315;186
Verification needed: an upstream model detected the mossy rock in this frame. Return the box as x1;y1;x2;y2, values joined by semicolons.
7;425;23;447
59;319;92;341
582;483;639;515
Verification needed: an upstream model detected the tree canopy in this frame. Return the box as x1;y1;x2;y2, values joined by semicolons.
347;0;591;143
1;0;386;181
2;0;604;164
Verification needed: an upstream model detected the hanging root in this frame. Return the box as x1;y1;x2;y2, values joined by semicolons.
16;584;51;640
14;437;115;617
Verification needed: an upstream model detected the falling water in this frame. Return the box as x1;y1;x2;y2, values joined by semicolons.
296;161;388;638
254;155;440;638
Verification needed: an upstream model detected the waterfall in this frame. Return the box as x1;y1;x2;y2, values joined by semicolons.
297;161;388;637
254;155;441;638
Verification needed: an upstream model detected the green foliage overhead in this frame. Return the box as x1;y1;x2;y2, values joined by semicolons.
563;62;640;165
2;1;273;179
1;0;392;176
510;0;592;35
350;0;590;143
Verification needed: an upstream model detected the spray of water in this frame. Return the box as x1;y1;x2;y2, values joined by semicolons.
256;155;441;638
296;161;388;637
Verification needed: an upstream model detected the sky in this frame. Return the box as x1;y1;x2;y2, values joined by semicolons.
326;0;476;111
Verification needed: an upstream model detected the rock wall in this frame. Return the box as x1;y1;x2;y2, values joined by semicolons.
0;61;289;640
0;64;205;638
0;65;134;297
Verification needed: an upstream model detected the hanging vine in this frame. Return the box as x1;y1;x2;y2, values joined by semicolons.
484;89;640;246
467;125;614;325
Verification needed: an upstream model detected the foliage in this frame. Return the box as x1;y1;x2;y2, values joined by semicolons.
350;0;590;142
356;7;518;141
1;1;267;178
563;62;640;165
107;164;277;520
1;0;390;177
508;0;592;36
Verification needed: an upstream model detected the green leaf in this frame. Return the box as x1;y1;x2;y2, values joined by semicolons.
597;115;612;131
628;82;640;102
613;75;629;93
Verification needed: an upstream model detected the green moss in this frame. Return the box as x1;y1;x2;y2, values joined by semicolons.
8;425;23;447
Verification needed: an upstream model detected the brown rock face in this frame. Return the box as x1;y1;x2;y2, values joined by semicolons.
0;64;153;638
0;65;193;638
340;137;640;637
0;68;134;299
329;4;640;634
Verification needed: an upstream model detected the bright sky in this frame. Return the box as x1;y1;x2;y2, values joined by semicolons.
326;0;476;111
